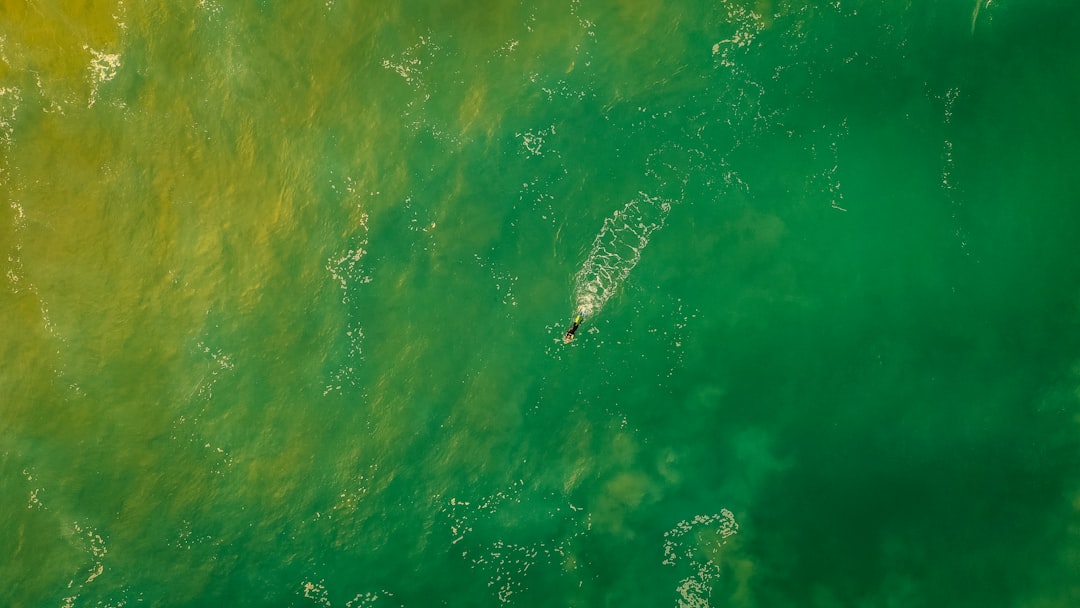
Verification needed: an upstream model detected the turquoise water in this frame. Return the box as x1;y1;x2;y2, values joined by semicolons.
3;1;1080;606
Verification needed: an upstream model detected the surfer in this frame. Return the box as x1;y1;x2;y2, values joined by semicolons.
562;311;585;343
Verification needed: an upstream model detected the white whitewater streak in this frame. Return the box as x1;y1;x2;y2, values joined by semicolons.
573;193;672;318
971;0;993;34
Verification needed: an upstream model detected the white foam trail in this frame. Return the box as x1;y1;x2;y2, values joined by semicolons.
572;193;671;318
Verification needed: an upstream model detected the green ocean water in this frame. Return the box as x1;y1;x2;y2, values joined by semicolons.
3;0;1080;606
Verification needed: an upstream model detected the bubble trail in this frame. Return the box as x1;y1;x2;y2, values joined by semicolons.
569;193;672;324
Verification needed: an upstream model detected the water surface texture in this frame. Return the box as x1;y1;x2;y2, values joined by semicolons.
3;1;1080;606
